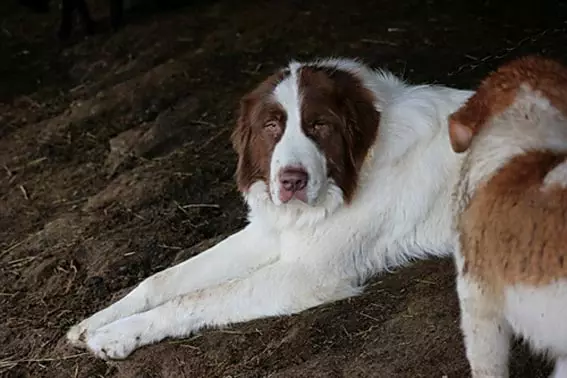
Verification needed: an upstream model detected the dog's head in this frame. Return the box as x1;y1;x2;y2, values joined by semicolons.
231;60;381;210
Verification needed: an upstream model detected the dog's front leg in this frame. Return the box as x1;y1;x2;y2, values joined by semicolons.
67;224;279;347
84;261;358;359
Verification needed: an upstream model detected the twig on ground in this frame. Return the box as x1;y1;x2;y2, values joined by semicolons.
158;244;183;250
0;230;43;259
181;203;220;209
174;200;192;218
0;352;87;369
358;312;381;323
447;25;567;77
194;127;229;153
19;185;29;200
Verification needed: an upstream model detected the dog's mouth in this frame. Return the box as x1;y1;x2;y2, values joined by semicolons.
268;176;333;208
279;190;309;204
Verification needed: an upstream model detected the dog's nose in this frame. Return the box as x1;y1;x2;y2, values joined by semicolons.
280;168;308;192
278;167;308;203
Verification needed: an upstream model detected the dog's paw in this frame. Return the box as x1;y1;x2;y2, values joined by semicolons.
86;320;142;360
66;322;90;348
67;310;120;349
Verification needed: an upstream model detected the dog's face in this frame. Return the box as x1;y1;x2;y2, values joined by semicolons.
232;62;380;207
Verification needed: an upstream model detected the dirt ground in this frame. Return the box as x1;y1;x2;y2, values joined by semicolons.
1;0;566;377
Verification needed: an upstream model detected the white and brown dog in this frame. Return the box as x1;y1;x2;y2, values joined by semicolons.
450;56;567;378
67;58;473;360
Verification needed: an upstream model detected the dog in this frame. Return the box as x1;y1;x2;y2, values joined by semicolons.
66;57;473;360
449;56;567;377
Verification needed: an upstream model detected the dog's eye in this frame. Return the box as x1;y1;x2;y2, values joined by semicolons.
264;121;279;130
311;120;329;132
263;121;282;137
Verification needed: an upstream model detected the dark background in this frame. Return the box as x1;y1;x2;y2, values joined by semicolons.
1;1;566;377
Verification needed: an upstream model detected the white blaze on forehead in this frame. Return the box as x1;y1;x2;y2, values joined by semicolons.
273;63;302;139
272;62;306;165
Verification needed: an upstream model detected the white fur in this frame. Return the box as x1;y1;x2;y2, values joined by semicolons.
456;274;512;378
67;58;473;360
544;160;567;189
454;85;567;378
505;282;567;356
552;358;567;378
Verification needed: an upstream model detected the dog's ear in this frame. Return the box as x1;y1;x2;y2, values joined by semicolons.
447;82;492;154
448;114;474;153
231;97;256;192
231;97;251;154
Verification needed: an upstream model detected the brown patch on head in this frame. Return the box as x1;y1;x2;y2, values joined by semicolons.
449;56;567;153
297;65;380;202
458;150;567;289
231;70;289;192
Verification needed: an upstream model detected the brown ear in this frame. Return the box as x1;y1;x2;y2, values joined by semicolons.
231;98;251;154
448;114;474;153
231;98;254;192
346;95;380;169
340;86;380;202
447;82;493;153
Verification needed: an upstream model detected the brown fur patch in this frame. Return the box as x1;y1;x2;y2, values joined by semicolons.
231;70;289;192
448;56;567;153
231;64;380;203
459;151;567;289
298;66;380;203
